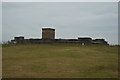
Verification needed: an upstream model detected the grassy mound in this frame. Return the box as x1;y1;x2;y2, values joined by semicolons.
2;44;118;78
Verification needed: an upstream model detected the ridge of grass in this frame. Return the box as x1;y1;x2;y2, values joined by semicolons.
2;44;118;78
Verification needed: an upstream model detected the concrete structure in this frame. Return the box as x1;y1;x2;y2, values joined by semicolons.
42;28;55;40
10;28;109;45
14;36;24;44
92;39;108;45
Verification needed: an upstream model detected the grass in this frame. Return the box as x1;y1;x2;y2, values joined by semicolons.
2;43;118;78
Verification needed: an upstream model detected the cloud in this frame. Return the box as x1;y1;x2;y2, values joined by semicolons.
0;2;2;43
2;2;118;44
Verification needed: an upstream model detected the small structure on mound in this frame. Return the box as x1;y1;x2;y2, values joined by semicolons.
10;28;108;45
42;28;55;40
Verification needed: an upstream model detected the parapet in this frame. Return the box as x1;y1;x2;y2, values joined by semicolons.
42;28;55;31
14;36;24;41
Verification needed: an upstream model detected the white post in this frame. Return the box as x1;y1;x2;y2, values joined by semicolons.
82;43;85;45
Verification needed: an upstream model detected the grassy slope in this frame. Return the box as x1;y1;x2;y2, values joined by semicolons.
2;44;118;78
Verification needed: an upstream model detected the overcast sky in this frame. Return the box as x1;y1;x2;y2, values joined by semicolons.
0;2;2;43
2;2;118;44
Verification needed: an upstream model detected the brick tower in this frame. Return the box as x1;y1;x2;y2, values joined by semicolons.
42;28;55;40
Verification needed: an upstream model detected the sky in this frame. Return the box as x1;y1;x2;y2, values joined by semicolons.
0;2;2;44
2;2;118;45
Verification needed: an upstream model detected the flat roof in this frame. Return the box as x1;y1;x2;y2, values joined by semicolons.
42;28;55;30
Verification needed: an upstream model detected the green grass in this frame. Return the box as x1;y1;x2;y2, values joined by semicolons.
2;44;118;78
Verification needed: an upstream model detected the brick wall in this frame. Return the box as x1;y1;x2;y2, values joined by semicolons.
42;28;55;39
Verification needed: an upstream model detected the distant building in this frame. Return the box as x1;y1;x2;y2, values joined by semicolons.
10;28;108;45
42;28;55;40
12;36;24;44
92;39;108;45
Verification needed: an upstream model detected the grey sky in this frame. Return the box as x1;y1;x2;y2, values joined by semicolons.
2;2;118;44
0;2;2;43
